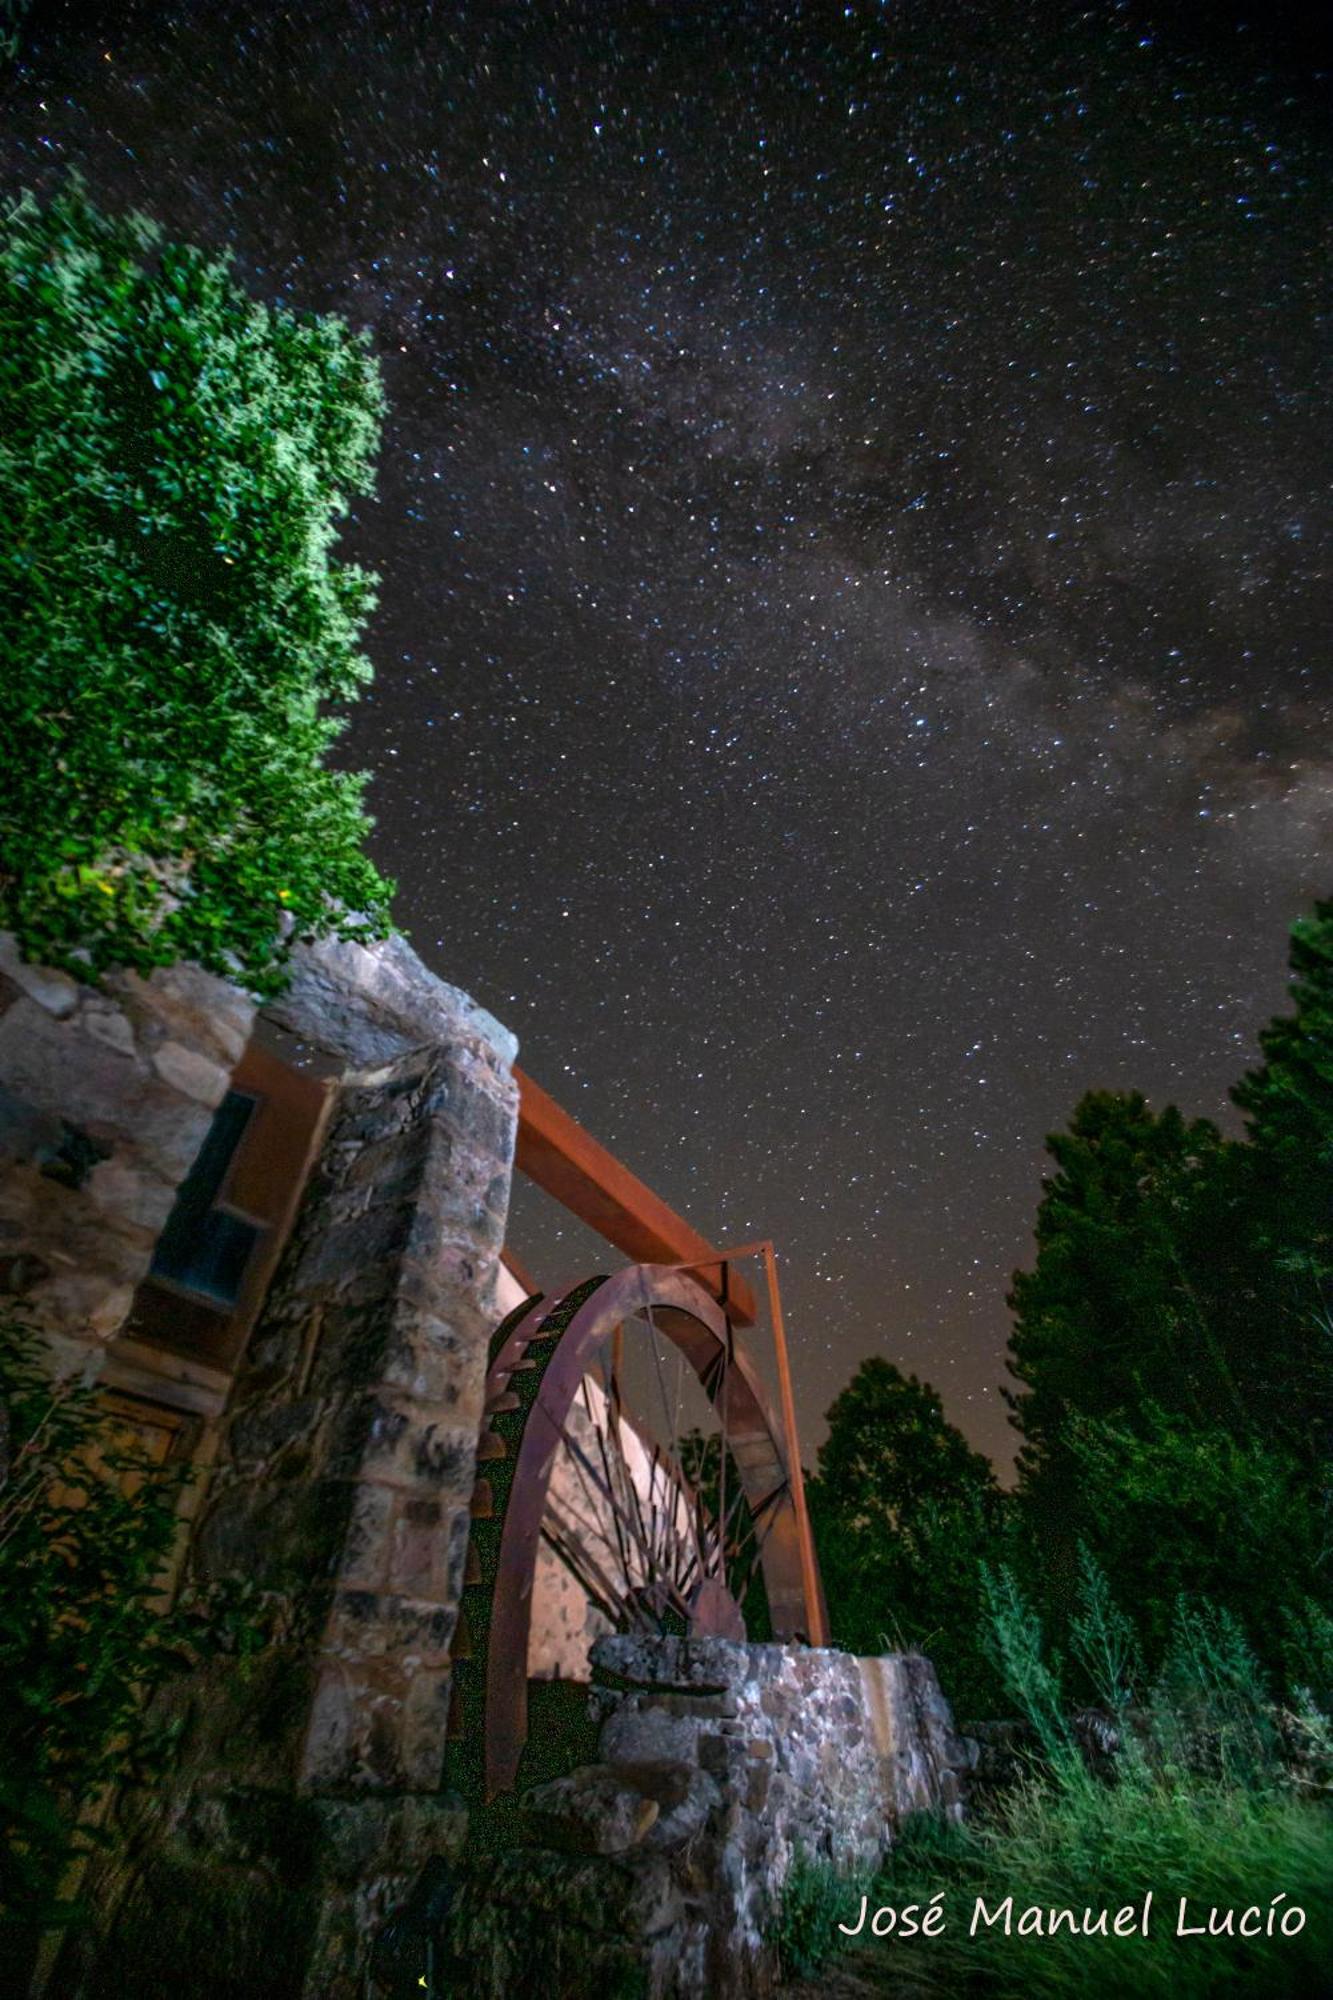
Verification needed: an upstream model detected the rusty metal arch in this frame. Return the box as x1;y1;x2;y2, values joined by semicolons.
467;1264;812;1800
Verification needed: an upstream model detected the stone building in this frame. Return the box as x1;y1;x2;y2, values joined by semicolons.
0;928;971;1999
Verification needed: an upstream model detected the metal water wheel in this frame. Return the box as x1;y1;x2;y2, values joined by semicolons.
447;1263;814;1801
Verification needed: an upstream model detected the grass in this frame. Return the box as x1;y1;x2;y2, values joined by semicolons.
778;1561;1333;1998
865;1775;1333;1998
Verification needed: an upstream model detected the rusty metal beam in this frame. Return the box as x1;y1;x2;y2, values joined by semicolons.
512;1067;756;1326
665;1240;828;1649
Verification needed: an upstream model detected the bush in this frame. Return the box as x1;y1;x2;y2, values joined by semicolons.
0;1320;258;1966
0;181;393;997
859;1567;1333;1998
776;1849;875;1981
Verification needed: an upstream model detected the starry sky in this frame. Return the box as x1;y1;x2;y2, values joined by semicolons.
4;1;1330;1467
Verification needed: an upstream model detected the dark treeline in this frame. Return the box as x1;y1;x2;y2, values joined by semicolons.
809;896;1333;1718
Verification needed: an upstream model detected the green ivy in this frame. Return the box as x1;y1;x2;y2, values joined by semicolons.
0;180;394;998
0;1318;266;1956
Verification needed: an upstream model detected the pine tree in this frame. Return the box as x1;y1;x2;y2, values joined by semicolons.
1006;1091;1237;1472
1227;899;1333;1459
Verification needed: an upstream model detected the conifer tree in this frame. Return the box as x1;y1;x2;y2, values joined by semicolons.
1227;898;1333;1458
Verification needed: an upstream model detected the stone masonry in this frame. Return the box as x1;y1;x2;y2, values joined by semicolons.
2;931;522;2000
436;1634;974;2000
0;932;255;1364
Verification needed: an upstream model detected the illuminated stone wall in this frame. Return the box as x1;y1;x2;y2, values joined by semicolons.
438;1633;976;2000
39;934;521;2000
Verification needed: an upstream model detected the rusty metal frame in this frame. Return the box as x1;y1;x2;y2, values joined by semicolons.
482;1264;813;1798
513;1067;757;1324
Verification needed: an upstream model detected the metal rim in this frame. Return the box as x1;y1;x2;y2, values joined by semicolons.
452;1264;810;1800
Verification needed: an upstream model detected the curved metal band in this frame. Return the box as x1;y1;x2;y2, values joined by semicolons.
484;1263;809;1798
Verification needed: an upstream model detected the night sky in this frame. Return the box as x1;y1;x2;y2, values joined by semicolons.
5;2;1330;1467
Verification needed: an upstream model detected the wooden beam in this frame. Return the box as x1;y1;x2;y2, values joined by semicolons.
512;1066;756;1325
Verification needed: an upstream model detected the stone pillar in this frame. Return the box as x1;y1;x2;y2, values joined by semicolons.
0;934;254;1365
70;1012;518;1998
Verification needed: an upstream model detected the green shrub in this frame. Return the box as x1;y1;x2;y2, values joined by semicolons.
876;1770;1333;1999
0;180;393;997
776;1848;875;1981
860;1568;1333;1998
0;1320;260;1963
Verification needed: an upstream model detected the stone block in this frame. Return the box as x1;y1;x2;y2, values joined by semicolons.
287;1201;416;1293
388;1492;452;1599
227;1392;322;1468
86;1154;178;1233
302;1667;361;1789
522;1765;662;1857
377;1312;485;1413
151;1038;232;1106
0;1087;66;1169
0;993;217;1185
107;958;255;1068
336;1482;397;1591
601;1700;707;1770
399;1662;454;1789
334;1391;477;1500
419;1062;517;1164
392;1237;495;1315
0;997;137;1115
591;1633;745;1692
303;1302;394;1397
744;1765;770;1814
322;1588;456;1662
0;937;82;1018
265;930;518;1071
640;1766;721;1853
82;998;138;1056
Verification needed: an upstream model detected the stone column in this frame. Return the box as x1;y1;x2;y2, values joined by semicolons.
72;1012;518;1998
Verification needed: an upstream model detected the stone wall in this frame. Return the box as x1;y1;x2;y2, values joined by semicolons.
66;1009;518;1999
435;1635;974;2000
0;932;525;2000
0;933;254;1365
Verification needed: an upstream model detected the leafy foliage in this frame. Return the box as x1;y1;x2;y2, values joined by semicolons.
1228;896;1333;1452
774;1848;874;1981
1233;898;1333;1224
0;1319;258;1954
0;181;393;997
1005;1092;1240;1508
1063;1411;1325;1680
850;1570;1333;2000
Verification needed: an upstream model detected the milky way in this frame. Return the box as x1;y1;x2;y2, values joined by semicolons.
5;1;1329;1463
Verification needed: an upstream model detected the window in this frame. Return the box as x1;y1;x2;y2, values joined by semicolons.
149;1089;263;1306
